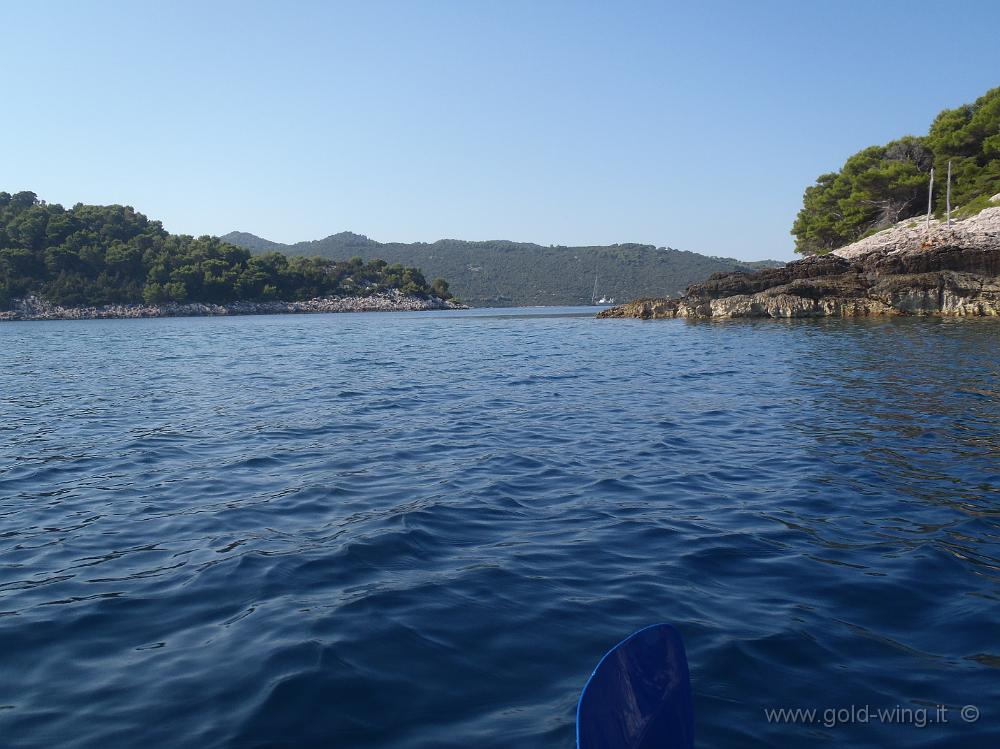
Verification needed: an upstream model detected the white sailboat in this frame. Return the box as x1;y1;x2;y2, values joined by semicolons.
591;270;614;305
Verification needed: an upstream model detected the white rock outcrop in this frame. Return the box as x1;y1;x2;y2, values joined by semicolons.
1;290;466;322
832;198;1000;261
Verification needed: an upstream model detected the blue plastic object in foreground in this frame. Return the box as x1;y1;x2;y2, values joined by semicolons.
577;624;694;749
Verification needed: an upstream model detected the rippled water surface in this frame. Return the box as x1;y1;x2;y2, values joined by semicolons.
1;308;998;748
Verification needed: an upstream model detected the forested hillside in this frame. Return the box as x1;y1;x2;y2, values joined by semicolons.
221;231;783;307
793;86;1000;255
0;193;446;310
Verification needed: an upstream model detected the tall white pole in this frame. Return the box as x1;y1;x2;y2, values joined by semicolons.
946;160;952;226
926;167;935;231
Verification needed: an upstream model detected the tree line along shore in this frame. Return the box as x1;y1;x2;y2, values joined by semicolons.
0;191;455;321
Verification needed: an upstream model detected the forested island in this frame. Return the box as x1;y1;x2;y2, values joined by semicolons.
221;231;783;307
601;86;1000;319
0;193;457;321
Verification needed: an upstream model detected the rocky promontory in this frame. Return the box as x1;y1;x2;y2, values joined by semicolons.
1;290;465;322
600;202;1000;319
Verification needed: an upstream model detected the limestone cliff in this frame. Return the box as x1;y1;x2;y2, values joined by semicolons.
599;203;1000;319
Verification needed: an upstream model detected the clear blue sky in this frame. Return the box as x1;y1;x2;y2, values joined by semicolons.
5;1;999;260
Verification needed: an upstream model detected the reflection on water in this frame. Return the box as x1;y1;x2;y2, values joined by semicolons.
0;310;997;748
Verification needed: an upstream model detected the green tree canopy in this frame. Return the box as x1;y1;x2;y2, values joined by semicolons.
925;86;1000;209
793;87;1000;255
0;193;449;309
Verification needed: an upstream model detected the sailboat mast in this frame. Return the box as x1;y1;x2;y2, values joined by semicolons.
591;269;599;305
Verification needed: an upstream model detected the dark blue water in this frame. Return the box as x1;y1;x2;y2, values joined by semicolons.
1;308;998;748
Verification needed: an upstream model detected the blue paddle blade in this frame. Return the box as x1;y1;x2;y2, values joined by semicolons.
576;624;694;749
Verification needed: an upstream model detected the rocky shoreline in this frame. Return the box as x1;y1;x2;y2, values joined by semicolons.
1;290;466;322
600;202;1000;320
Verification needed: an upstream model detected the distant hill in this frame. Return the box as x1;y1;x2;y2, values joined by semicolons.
220;231;784;307
218;231;287;253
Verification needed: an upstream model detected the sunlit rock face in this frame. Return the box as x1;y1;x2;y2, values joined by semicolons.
0;291;466;321
599;243;1000;320
601;205;1000;320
